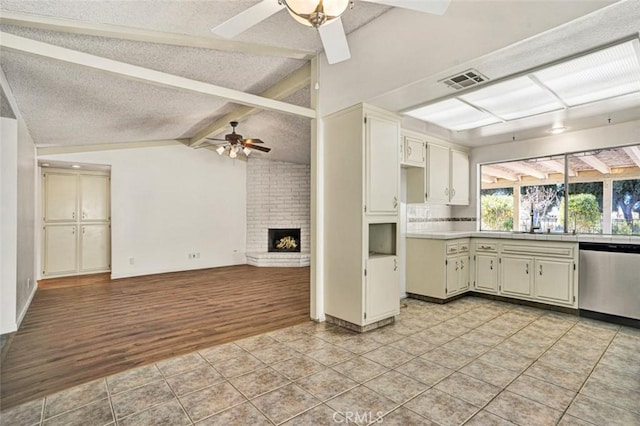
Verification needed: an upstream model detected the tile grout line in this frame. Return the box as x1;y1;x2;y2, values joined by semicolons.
155;360;196;426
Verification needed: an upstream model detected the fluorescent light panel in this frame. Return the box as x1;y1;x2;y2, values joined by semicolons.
533;40;640;106
405;98;501;131
459;76;564;120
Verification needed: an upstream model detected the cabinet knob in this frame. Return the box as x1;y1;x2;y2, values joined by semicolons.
407;146;412;156
526;264;529;274
490;260;493;270
444;188;449;195
539;265;543;275
451;188;456;197
394;258;398;271
393;196;398;208
72;212;75;219
455;261;459;271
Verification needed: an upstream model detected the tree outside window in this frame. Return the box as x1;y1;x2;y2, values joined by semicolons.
612;179;640;235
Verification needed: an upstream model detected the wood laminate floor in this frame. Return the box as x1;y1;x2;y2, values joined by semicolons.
0;265;310;409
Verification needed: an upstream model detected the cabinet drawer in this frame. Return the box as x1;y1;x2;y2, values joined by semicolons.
475;242;497;252
501;243;573;258
446;242;458;255
458;242;470;253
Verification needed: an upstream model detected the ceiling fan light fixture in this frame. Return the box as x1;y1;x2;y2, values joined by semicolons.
229;148;238;159
243;147;252;156
283;0;350;27
216;146;225;155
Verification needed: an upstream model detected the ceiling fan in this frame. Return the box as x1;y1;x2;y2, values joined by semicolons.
199;121;271;158
211;0;451;64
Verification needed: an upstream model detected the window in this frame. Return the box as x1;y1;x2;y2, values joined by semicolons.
480;144;640;235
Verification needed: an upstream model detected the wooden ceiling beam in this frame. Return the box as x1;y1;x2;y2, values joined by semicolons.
189;62;311;147
540;159;576;177
622;145;640;168
499;161;547;179
579;155;611;174
0;11;314;61
481;174;496;184
0;32;316;119
481;166;519;182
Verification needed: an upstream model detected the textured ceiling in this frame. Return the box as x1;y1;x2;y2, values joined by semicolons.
0;84;15;118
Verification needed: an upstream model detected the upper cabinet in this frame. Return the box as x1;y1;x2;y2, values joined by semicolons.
44;172;78;222
365;111;400;217
426;143;470;206
401;134;425;167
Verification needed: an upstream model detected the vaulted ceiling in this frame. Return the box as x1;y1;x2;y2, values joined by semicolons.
1;0;639;164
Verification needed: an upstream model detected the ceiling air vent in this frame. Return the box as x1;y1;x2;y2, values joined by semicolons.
440;69;489;90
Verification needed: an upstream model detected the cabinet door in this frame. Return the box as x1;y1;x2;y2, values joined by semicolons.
534;258;573;304
366;256;400;323
44;225;77;276
80;224;111;272
80;175;110;221
500;256;532;296
446;255;459;295
476;254;498;293
404;137;425;166
458;255;470;291
44;173;77;222
366;115;399;215
450;149;469;205
426;144;450;204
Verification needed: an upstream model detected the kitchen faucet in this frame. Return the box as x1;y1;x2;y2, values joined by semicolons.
529;206;540;233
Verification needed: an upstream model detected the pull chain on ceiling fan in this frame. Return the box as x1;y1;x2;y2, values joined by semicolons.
211;0;451;64
198;121;271;158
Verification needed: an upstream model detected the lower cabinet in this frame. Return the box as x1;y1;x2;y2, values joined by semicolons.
366;255;400;323
44;225;78;276
446;252;470;295
80;224;111;272
500;255;533;297
534;258;573;304
475;253;498;293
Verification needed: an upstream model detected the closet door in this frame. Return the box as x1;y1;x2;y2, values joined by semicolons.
44;173;78;222
80;174;110;221
44;225;78;276
80;224;110;272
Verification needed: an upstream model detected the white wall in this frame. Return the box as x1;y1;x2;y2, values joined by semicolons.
40;144;247;279
458;119;640;221
1;117;18;333
246;159;310;253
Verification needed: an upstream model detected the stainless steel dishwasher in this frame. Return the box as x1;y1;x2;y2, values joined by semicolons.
579;242;640;321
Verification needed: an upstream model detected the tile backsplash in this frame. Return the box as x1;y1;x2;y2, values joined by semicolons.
406;204;476;232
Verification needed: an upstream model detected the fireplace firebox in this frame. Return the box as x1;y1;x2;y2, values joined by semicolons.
268;228;301;252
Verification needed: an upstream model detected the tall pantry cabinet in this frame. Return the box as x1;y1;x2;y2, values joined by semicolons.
42;169;111;277
323;103;401;330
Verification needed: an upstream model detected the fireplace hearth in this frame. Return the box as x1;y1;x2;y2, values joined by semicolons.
268;228;301;253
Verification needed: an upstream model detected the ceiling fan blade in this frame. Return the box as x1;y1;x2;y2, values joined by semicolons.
211;0;285;38
318;17;351;65
243;142;271;153
242;138;264;144
205;137;227;142
361;0;451;15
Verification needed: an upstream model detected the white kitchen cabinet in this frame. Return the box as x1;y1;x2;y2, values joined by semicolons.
500;255;533;297
473;240;498;293
42;168;111;278
406;238;469;300
426;143;470;205
323;103;400;329
401;135;425;167
534;258;573;304
366;113;400;216
44;225;78;275
450;149;470;205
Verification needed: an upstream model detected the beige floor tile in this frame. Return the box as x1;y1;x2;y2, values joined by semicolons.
524;361;587;392
267;327;310;343
118;398;189;426
332;356;388;383
506;375;576;411
199;343;246;364
435;372;501;407
465;410;516;426
43;379;107;419
211;352;265;378
361;346;414;369
567;394;640;426
428;321;472;337
229;367;291;399
107;364;164;395
296;368;358;401
111;381;174;420
387;320;426;336
285;336;332;353
478;348;534;373
333;335;382;354
315;329;359;345
496;338;548;359
235;334;279;352
581;377;640;414
420;346;475;370
395;358;453;386
551;339;606;362
459;359;519;388
367;328;405;345
381;406;437;426
460;328;506;346
281;404;342;426
251;383;320;424
388;337;433;356
249;344;297;365
441;337;492;357
196;401;271;425
485;391;563;426
411;328;456;346
271;355;326;380
156;352;208;377
363;371;427;404
0;398;43;426
306;345;355;366
589;363;640;392
403;388;479;426
42;399;113;426
557;414;595;425
537;348;596;376
165;365;224;396
325;386;397;425
178;381;246;423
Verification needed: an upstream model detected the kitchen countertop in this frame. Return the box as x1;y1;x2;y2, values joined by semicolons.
406;231;640;244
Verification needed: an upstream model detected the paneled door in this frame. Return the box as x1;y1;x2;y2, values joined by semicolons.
44;172;77;222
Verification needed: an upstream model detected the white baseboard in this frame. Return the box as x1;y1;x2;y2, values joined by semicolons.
16;282;37;328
